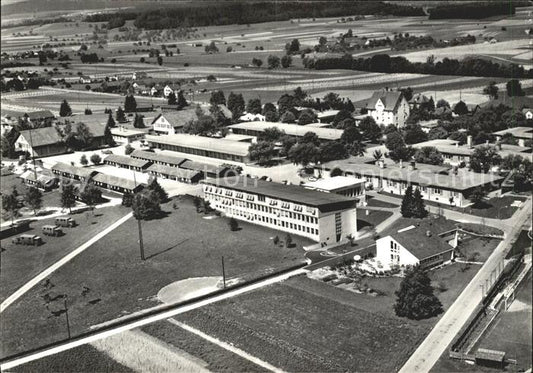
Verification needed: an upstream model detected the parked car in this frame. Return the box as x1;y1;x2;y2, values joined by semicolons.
55;217;76;227
102;150;113;155
12;234;42;246
42;225;63;237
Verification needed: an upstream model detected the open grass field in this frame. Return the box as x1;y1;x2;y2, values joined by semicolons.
0;196;311;358
0;205;130;302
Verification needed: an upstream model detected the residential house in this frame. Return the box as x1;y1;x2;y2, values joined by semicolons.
523;108;532;120
494;127;533;147
364;90;410;128
163;85;174;98
79;75;92;84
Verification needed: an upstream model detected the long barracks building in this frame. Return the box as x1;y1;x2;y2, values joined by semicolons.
202;177;358;243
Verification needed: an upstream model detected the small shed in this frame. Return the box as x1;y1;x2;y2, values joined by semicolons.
475;348;505;369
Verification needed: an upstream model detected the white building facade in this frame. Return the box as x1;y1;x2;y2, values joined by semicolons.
365;91;410;128
202;177;358;243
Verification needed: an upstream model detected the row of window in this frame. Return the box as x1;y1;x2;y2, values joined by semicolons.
153;143;245;162
224;207;319;236
204;187;315;215
206;194;319;224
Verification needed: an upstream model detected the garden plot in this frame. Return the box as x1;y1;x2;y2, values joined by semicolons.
253;72;427;91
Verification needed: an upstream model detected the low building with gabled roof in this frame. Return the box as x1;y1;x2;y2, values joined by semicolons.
51;162;98;182
147;163;203;184
104;154;151;172
130;149;187;167
91;173;145;194
14;127;67;157
376;224;457;269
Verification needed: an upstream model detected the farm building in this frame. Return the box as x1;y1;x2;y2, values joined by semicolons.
146;134;251;163
110;127;145;144
151;110;199;135
376;224;457;269
203;177;358;243
14;127;67;157
147;163;203;184
363;90;410;128
24;110;55;122
103;154;151;172
228;121;344;142
130;149;187;168
91;173;145;194
318;158;504;208
51;162;98;182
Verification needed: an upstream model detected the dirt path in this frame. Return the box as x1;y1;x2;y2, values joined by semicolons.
91;329;210;373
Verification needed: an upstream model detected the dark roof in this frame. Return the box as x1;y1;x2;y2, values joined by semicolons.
366;91;404;111
104;154;151;168
25;110;55;120
179;159;227;175
147;163;202;179
92;173;143;191
51;163;97;179
73;121;106;138
130;149;187;167
202;176;357;212
18;127;63;148
390;227;453;260
151;109;200;129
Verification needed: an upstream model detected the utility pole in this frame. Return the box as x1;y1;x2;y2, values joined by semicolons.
26;118;38;181
221;256;226;288
64;294;71;339
132;171;145;260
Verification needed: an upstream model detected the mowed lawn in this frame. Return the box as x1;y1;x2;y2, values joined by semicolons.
0;206;131;302
1;196;311;358
171;260;481;373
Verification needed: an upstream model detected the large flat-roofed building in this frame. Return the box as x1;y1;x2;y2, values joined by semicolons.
202;177;358;243
146;134;251;163
110;127;146;144
304;176;365;201
228;121;344;141
319;158;503;207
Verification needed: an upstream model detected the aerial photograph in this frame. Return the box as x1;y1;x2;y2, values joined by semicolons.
0;0;531;372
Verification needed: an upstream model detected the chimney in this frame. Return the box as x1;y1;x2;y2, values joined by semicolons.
497;142;502;150
399;159;403;169
485;140;490;145
467;135;473;148
409;161;416;170
455;142;459;148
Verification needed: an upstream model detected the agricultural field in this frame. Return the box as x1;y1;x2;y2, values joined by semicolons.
0;196;311;358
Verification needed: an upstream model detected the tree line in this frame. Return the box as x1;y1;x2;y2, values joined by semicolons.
304;54;532;79
83;2;423;30
428;2;523;19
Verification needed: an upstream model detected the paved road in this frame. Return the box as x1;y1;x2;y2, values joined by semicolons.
1;267;306;370
0;212;133;313
399;202;531;373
